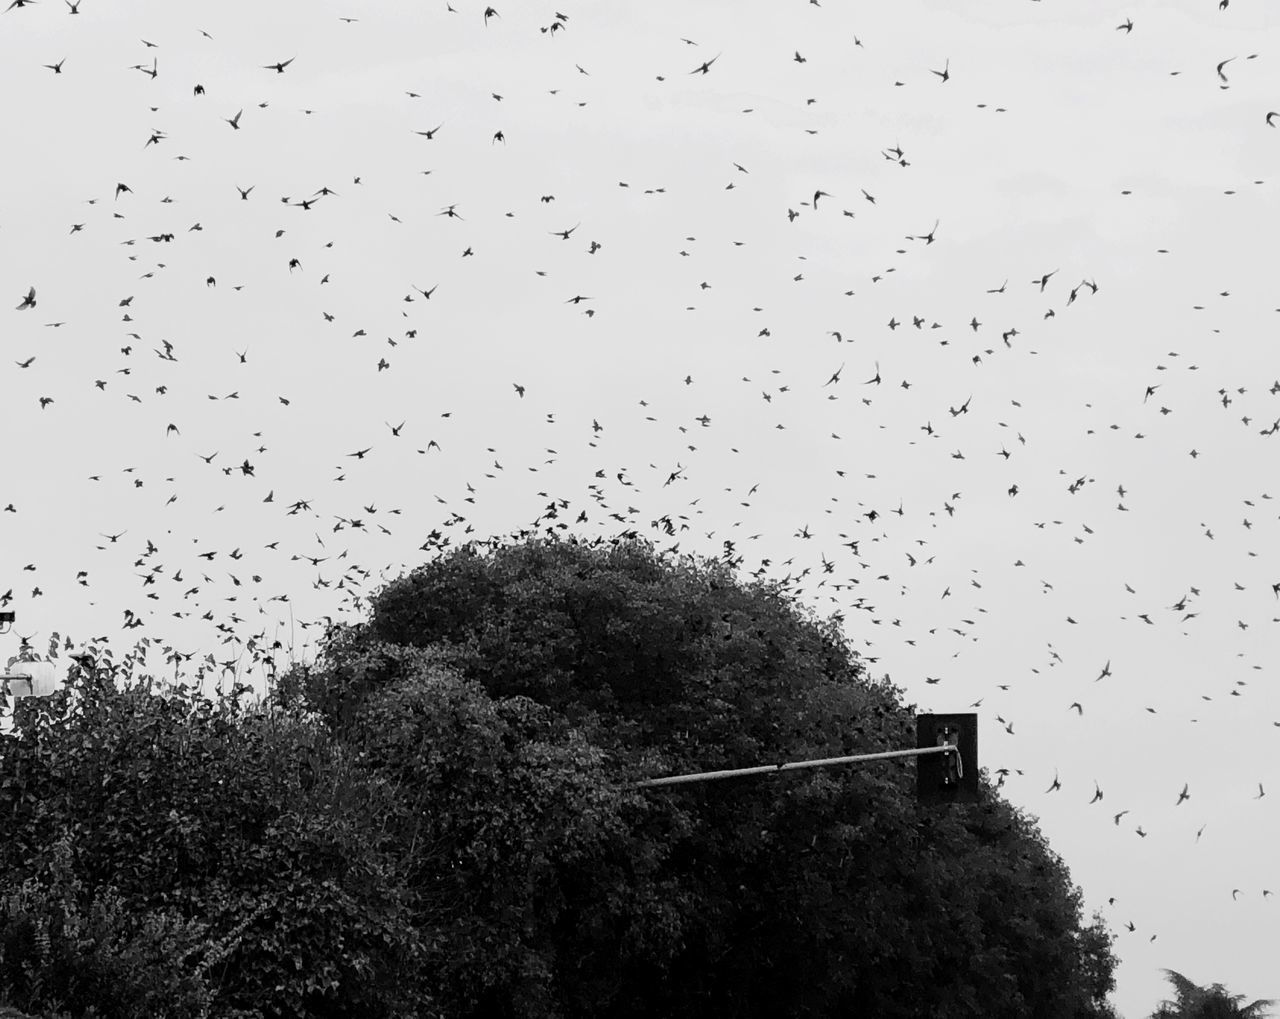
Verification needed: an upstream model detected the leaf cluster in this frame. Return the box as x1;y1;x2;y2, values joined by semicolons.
0;532;1122;1018
0;663;433;1019
272;533;1120;1018
1150;968;1274;1018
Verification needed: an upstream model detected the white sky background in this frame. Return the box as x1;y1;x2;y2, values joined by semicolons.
2;0;1278;1013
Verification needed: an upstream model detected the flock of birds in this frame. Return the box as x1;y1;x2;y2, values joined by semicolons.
2;0;1278;1005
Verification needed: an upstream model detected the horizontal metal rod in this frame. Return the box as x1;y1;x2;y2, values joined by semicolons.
633;744;958;789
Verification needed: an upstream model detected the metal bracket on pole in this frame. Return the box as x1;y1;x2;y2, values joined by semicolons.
2;673;34;700
631;743;960;789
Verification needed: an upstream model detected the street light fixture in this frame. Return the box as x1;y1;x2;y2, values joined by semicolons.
633;712;979;805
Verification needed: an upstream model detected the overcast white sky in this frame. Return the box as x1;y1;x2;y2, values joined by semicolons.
2;0;1278;1014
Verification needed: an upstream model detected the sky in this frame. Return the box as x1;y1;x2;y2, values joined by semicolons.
1;0;1278;1013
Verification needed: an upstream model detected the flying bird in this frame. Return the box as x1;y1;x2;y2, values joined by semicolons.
15;286;36;310
916;220;939;244
264;57;295;73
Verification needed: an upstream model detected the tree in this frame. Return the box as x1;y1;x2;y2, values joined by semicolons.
276;532;1120;1019
1151;969;1275;1018
0;661;435;1019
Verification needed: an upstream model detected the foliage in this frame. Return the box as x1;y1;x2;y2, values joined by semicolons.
0;532;1122;1017
0;832;211;1019
273;532;1120;1018
346;664;689;1018
1150;968;1275;1018
0;662;435;1019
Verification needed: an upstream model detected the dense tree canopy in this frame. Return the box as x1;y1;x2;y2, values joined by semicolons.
276;532;1119;1018
0;532;1119;1017
0;658;432;1019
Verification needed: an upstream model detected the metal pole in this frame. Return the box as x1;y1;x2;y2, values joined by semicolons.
632;743;959;789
